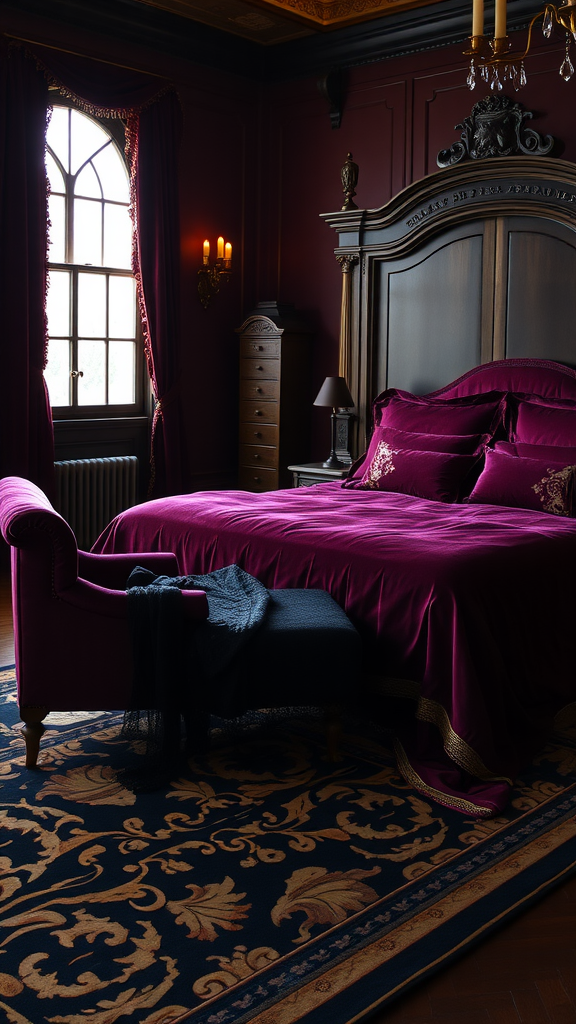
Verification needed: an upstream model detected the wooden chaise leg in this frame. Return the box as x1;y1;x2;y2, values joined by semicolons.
20;707;49;768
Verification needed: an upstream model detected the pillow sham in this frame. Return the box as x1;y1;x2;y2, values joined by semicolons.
466;447;576;516
345;425;488;484
494;440;576;463
346;442;479;503
373;388;505;435
507;394;576;446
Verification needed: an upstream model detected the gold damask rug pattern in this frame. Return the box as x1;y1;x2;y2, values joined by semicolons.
0;665;575;1024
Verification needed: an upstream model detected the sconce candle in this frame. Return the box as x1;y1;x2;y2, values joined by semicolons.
494;0;506;37
203;239;210;264
472;0;484;36
217;236;224;259
225;242;232;262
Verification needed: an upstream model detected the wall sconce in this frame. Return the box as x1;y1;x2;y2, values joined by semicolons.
198;236;232;308
465;0;576;91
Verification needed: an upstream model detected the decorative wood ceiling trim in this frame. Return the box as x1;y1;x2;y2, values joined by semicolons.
249;0;444;30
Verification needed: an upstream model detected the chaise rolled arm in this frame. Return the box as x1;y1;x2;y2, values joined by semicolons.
57;577;209;621
0;475;208;768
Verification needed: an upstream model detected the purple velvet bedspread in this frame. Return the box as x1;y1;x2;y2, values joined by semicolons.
93;481;576;817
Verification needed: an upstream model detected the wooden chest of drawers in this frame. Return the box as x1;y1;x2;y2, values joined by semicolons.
236;302;312;492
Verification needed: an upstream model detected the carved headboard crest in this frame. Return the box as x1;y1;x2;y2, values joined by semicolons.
437;94;555;167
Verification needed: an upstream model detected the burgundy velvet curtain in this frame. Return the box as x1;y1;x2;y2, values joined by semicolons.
0;42;184;498
0;44;54;496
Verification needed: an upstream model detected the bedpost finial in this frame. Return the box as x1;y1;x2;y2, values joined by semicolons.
341;152;359;210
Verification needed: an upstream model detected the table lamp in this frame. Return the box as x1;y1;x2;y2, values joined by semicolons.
313;375;354;469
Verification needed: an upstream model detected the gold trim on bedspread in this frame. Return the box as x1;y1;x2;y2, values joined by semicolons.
370;675;514;788
393;739;496;817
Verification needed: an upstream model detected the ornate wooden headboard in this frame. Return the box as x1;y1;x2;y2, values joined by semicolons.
321;111;576;453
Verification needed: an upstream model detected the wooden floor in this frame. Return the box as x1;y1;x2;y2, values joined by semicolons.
0;569;575;1023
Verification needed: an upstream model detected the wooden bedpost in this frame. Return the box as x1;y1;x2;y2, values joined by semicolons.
336;253;359;461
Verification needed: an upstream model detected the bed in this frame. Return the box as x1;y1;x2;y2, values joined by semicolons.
95;134;576;817
93;357;576;818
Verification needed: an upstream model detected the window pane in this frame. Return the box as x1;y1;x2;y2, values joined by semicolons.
47;107;70;172
70;110;110;175
75;162;102;200
78;339;106;405
109;276;136;337
109;341;135;404
48;195;66;263
46;152;65;194
78;273;106;337
104;204;132;269
47;270;71;336
44;338;70;407
74;198;102;265
93;144;129;203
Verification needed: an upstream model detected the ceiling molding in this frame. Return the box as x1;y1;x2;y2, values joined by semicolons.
4;0;544;81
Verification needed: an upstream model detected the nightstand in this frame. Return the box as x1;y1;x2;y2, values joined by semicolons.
288;463;349;487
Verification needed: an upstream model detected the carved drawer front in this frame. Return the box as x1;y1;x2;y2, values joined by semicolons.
240;339;280;360
239;444;277;469
242;358;280;381
240;400;278;425
238;466;278;492
239;378;280;402
239;422;278;446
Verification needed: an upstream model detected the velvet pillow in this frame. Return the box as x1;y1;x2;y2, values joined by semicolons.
373;388;505;435
345;426;487;484
508;395;576;446
494;440;576;463
348;442;479;503
466;447;576;516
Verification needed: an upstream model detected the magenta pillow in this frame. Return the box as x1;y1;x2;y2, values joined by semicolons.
347;442;478;502
508;395;576;446
373;388;505;435
345;426;487;484
494;440;576;463
467;448;576;516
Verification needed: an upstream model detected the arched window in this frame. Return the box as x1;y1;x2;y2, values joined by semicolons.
44;103;142;413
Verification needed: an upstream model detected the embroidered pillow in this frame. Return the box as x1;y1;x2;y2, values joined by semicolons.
508;395;576;446
345;426;487;485
494;440;576;463
373;388;505;435
350;444;478;503
466;447;576;516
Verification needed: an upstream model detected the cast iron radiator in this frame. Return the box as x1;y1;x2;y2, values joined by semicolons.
54;456;138;550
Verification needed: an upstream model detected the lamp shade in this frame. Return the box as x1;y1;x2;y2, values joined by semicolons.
313;376;354;409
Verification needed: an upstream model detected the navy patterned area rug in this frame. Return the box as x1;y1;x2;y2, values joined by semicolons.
0;665;575;1024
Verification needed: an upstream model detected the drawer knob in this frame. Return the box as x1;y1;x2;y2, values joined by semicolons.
254;476;261;482
256;386;262;393
252;344;263;351
254;431;262;437
253;454;261;460
255;409;262;416
256;365;263;371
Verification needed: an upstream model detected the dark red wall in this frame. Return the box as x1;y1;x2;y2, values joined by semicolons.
2;2;575;480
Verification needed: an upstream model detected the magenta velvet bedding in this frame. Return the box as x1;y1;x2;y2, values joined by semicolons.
93;480;576;818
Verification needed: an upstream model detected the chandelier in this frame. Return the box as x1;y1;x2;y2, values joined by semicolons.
465;0;576;91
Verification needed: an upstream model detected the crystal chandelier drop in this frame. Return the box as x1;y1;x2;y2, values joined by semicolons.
465;0;576;91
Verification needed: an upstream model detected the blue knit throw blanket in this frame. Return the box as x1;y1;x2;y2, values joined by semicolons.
122;564;270;759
